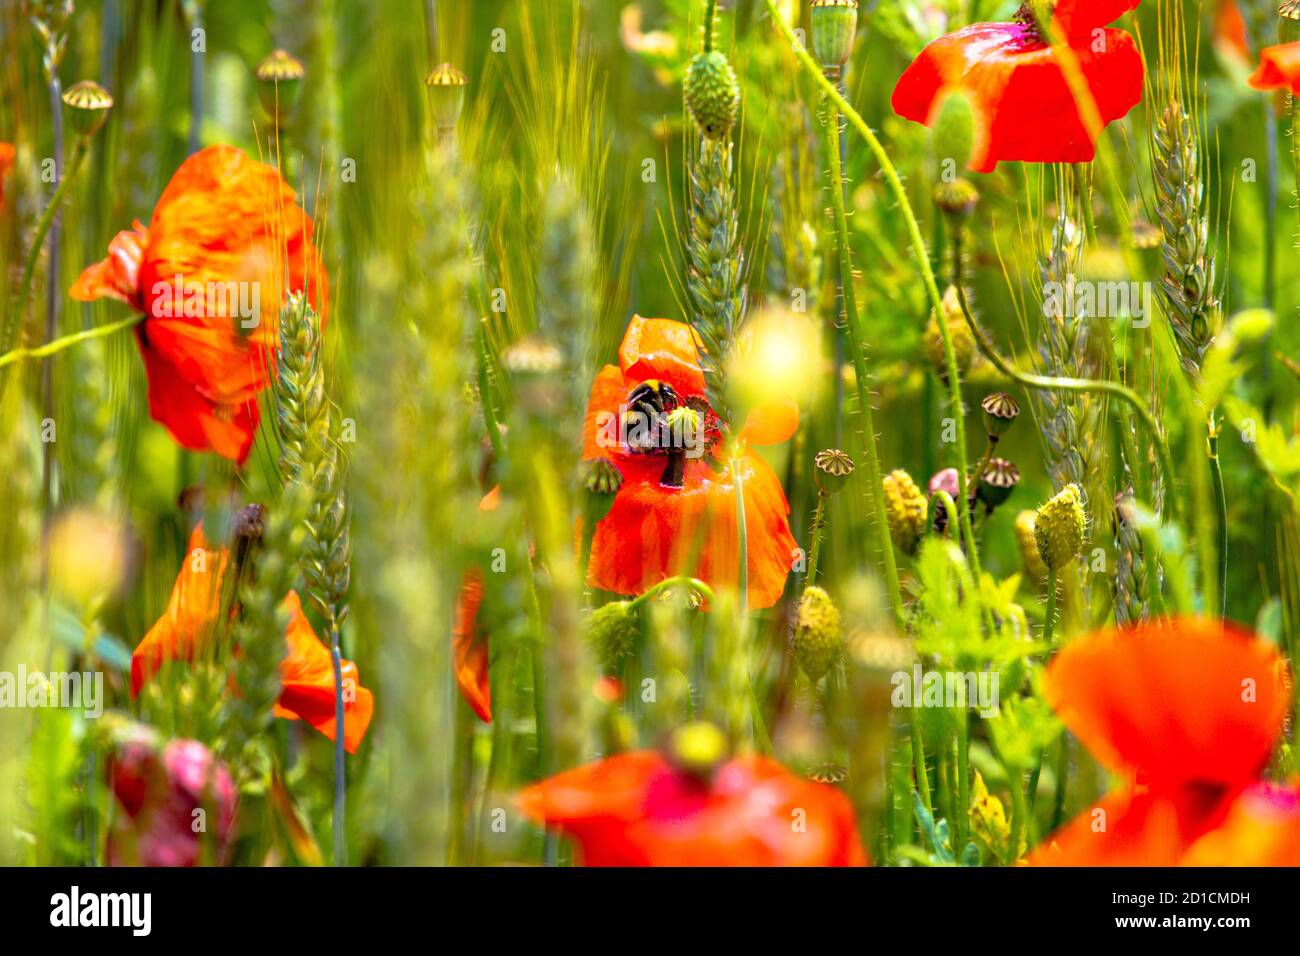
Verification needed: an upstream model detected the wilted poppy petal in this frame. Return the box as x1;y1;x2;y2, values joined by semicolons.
618;315;708;399
452;570;492;723
275;590;375;753
587;450;796;609
737;397;800;446
131;524;230;696
1043;617;1290;791
1248;41;1300;93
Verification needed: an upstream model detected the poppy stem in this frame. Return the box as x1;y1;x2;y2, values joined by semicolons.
1043;568;1059;647
628;576;716;610
776;7;984;607
703;0;718;52
329;624;347;866
0;313;142;371
805;491;828;587
820;92;906;626
1207;412;1228;618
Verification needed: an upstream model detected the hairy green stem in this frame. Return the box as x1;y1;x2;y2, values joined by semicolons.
805;491;828;587
0;313;142;370
1208;413;1228;618
821;96;905;625
1044;568;1059;647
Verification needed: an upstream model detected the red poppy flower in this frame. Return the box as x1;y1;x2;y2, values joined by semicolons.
582;315;799;610
132;524;373;752
1031;617;1292;866
1212;0;1251;69
1180;781;1300;866
517;750;867;866
891;0;1144;172
70;145;327;463
0;142;15;212
274;590;375;754
106;725;238;867
1248;41;1300;93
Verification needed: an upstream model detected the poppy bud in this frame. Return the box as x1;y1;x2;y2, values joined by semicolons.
256;49;305;120
923;285;975;381
1034;483;1087;572
976;457;1020;509
1014;510;1048;583
981;392;1020;438
684;50;740;139
1281;0;1300;44
425;62;469;133
933;177;980;220
668;721;728;777
814;448;855;494
583;457;624;496
882;469;928;555
810;0;859;70
931;88;976;173
583;600;639;672
61;80;113;139
793;585;843;681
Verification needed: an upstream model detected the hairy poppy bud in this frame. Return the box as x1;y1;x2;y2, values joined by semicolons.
811;0;859;70
583;600;639;672
684;50;740;139
1034;483;1086;572
62;80;113;138
256;49;305;119
933;177;980;220
425;62;469;133
923;285;975;381
1015;510;1048;583
814;448;855;495
931;88;977;173
883;469;928;554
793;585;843;681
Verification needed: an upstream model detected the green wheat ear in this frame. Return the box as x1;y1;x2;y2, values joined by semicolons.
273;293;351;632
1153;100;1219;379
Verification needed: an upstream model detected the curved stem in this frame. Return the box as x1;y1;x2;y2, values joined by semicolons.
821;94;906;624
0;313;142;370
952;284;1180;520
628;575;717;610
765;2;982;585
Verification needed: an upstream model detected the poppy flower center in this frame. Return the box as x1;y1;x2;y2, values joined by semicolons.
1012;1;1055;44
620;380;722;488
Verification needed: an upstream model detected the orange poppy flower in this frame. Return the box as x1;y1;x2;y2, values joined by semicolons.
891;0;1144;173
1031;617;1291;866
274;590;375;754
1180;781;1300;866
517;750;867;866
1248;41;1300;93
132;524;373;752
0;142;15;212
582;315;799;610
70;145;327;463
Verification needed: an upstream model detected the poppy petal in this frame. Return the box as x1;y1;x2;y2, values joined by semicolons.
70;224;149;307
582;364;631;462
737;397;800;446
1043;617;1290;791
1180;782;1300;866
452;570;492;722
1248;41;1300;93
1051;0;1141;38
275;590;375;753
1030;787;1198;866
618;315;708;398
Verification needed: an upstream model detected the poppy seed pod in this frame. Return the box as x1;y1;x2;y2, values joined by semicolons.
981;392;1020;437
814;448;855;494
882;468;928;555
1282;0;1300;44
811;0;859;70
923;285;976;380
793;585;843;681
684;50;740;139
1034;483;1086;572
977;457;1020;509
62;80;114;138
1015;510;1048;583
425;62;469;133
256;49;305;119
583;600;639;672
583;457;624;496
